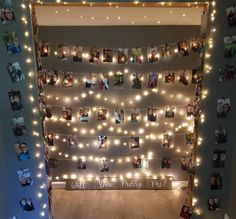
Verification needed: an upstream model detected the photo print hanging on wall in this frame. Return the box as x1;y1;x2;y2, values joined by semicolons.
103;48;113;63
147;47;159;63
213;150;226;168
219;64;236;82
163;133;173;148
178;40;189;56
165;105;175;118
114;71;124;88
130;136;139;149
46;132;54;146
161;43;171;57
7;62;25;82
89;47;100;64
117;48;128;64
162;158;171;169
132;156;142;168
40;41;49;57
179;70;188;85
97;108;107;121
62;71;73;87
85;72;97;89
14;142;30;161
12;116;27;136
114;109;124;124
2;31;21;54
191;68;200;84
214;127;227;144
130;109;140;123
62;106;72;120
131;48;143;64
100;159;109;172
8;90;23;111
186;133;194;145
179;205;193;219
147;72;158;88
98;135;108;149
210;173;222;190
147;107;157;122
132;73;142;89
98;73;109;90
19;198;35;212
0;7;15;24
39;97;52;119
207;197;220;211
165;72;175;83
224;35;236;58
72;45;83;62
181;157;192;171
217;97;230;118
226;5;236;27
46;70;58;85
77;157;86;170
48;158;58;168
17;169;33;187
67;134;78;147
57;43;69;60
79;107;89;122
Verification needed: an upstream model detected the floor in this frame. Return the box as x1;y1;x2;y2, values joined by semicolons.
52;189;186;219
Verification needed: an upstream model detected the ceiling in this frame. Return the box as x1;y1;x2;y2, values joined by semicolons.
35;5;204;26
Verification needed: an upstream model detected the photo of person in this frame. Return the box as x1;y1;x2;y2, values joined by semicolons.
89;47;100;64
226;5;236;27
131;48;143;64
72;46;83;62
165;105;175;118
12;117;27;136
14;142;30;161
62;106;72;120
161;43;172;57
147;47;159;63
3;31;21;54
97;108;107;121
17;169;33;187
85;72;97;88
130;111;140;122
62;71;73;87
79;107;89;122
191;68;200;84
186;133;194;145
117;48;128;64
162;158;171;169
215;127;227;144
163;133;173;148
46;132;54;146
19;198;34;212
219;64;236;82
130;136;139;149
40;41;49;57
178;40;189;56
179;205;193;219
114;71;124;88
8;90;23;111
132;156;142;168
77;157;86;170
46;70;58;85
147;107;157;122
165;72;175;83
103;49;113;63
213;150;226;168
98;135;108;149
210;173;222;190
217;98;230;118
100;159;109;172
147;72;158;88
98;73;109;90
191;38;204;54
224;36;236;58
57;44;69;60
0;7;15;24
67;135;78;147
186;102;195;117
195;83;202;97
181;157;192;170
7;62;25;82
114;109;124;124
207;197;220;211
132;73;142;89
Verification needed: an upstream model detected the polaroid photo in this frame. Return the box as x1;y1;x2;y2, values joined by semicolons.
147;72;158;88
130;110;140;123
118;48;128;64
98;135;108;149
12;117;27;136
85;73;97;89
186;102;195;117
132;156;142;168
165;72;175;83
41;103;52;119
47;70;58;85
8;90;23;111
226;5;236;27
179;205;193;219
130;136;139;149
224;36;236;58
89;47;100;64
62;106;72;120
3;31;21;54
67;135;78;147
97;108;107;121
147;107;157;122
103;49;113;63
213;150;226;168
131;48;143;64
0;7;15;24
48;158;58;168
72;46;83;62
161;43;172;57
217;98;230;118
210;173;222;190
98;73;109;90
178;40;189;56
17;169;33;187
57;44;69;60
165;105;175;118
191;38;204;54
163;133;173;148
114;109;124;124
7;62;25;82
195;84;202;97
77;157;86;170
14;142;30;161
79;107;89;122
63;71;73;87
215;127;227;144
207;197;220;211
191;68;200;84
100;159;109;172
219;64;236;82
162;158;171;169
114;71;124;88
132;73;142;89
38;69;47;84
181;157;192;170
147;47;159;63
186;133;194;145
40;41;49;57
19;198;34;212
46;132;54;146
